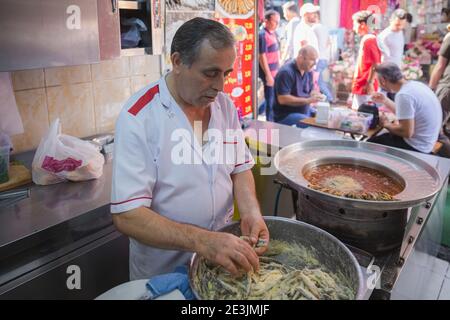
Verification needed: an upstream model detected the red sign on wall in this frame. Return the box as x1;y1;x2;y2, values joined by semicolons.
217;18;255;118
360;0;387;14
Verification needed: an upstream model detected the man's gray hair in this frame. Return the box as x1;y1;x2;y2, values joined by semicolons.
375;62;404;83
170;17;235;67
299;45;318;57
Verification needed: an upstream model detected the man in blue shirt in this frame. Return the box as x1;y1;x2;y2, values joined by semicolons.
274;46;323;126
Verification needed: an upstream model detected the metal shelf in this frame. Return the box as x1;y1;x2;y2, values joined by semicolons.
118;0;145;10
120;47;152;56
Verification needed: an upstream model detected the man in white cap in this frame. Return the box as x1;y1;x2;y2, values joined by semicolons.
292;3;320;57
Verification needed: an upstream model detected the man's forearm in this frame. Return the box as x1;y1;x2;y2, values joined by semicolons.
259;54;272;80
232;170;261;218
112;207;209;253
429;56;448;90
278;94;311;107
366;65;377;90
383;97;396;113
429;67;445;90
367;68;374;84
385;122;410;138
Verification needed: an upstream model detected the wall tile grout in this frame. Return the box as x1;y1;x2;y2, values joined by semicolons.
10;56;161;151
43;67;51;128
438;277;447;299
92;77;99;134
127;55;131;77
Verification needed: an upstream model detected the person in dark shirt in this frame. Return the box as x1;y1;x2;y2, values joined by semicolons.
274;46;324;127
258;10;281;122
430;29;450;137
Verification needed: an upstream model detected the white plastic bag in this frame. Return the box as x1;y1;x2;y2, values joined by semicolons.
32;119;104;185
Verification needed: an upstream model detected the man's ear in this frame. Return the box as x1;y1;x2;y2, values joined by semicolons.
359;22;368;33
171;52;183;74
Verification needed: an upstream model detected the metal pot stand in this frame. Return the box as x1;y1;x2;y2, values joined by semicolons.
273;140;444;299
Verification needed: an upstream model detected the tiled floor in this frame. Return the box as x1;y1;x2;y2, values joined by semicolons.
391;256;450;300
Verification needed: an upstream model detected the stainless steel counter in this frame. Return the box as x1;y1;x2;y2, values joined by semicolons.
0;152;128;299
0;158;112;249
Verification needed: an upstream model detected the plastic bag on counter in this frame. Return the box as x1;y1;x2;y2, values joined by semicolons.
32;119;104;185
121;18;147;48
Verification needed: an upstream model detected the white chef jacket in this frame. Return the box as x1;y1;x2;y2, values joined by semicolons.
111;75;255;280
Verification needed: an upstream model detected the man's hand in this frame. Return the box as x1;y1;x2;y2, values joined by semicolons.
240;213;270;256
308;94;321;105
311;91;326;102
364;82;375;95
197;231;260;276
266;75;274;87
371;92;387;105
379;112;390;128
379;112;397;128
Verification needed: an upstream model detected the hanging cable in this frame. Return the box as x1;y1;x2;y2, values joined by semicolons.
274;183;283;217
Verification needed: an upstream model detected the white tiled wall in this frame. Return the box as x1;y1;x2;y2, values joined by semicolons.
10;55;162;153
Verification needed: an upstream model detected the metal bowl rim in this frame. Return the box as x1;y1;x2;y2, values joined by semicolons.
273;140;442;209
189;216;365;300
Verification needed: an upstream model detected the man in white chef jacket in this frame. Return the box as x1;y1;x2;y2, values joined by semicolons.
111;18;270;280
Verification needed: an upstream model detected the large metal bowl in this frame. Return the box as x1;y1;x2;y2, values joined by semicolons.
189;216;365;300
274;140;442;210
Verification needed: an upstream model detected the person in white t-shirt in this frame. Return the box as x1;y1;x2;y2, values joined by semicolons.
281;1;301;63
312;11;333;102
292;3;319;57
111;18;269;280
377;9;408;67
370;63;442;154
377;9;408;101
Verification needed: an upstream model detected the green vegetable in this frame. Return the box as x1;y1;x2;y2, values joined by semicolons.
0;154;9;183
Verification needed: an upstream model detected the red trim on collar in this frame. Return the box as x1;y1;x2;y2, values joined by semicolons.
128;85;159;116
